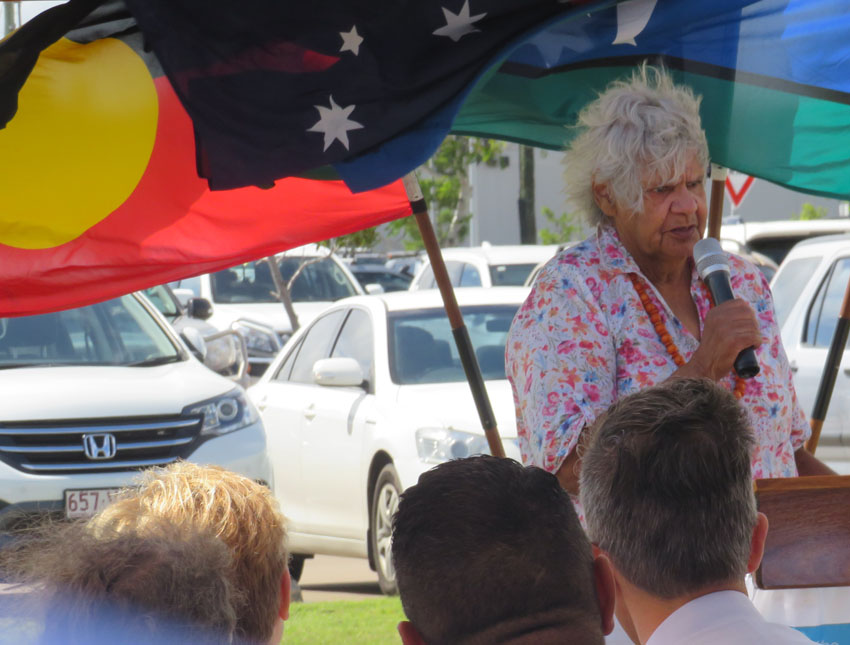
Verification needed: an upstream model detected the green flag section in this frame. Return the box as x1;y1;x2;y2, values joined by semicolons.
453;1;850;201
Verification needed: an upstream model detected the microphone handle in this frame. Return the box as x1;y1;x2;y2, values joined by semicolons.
703;271;760;379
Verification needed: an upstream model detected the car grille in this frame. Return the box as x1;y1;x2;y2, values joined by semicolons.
0;415;204;474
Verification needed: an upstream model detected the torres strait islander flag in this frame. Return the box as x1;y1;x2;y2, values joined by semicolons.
454;0;850;201
0;2;411;317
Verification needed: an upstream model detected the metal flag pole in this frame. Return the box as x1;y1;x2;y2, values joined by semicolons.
401;172;506;458
707;164;727;240
805;277;850;454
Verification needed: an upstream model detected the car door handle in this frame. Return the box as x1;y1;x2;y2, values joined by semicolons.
790;361;798;373
255;395;268;411
303;404;316;421
843;368;850;376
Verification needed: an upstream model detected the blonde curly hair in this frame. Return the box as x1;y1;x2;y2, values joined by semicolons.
90;461;287;644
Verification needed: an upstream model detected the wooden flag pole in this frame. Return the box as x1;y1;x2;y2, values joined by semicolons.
805;276;850;454
402;173;505;458
707;164;727;240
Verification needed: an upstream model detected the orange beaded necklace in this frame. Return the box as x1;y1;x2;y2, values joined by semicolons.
628;272;746;399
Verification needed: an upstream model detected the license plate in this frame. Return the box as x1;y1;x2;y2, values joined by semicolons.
64;488;120;519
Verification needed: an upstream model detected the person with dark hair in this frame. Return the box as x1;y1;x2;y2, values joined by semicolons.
579;378;815;645
392;455;615;645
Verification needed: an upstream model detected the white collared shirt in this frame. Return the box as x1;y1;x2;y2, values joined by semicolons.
647;590;816;645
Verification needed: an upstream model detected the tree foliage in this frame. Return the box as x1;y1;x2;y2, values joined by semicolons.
388;136;505;251
538;207;582;244
793;203;827;220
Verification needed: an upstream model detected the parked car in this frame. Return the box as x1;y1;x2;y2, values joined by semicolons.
385;253;425;278
770;234;850;474
143;283;248;383
0;292;272;535
169;245;364;376
718;239;780;282
720;218;850;266
409;243;560;290
249;287;527;593
350;265;412;293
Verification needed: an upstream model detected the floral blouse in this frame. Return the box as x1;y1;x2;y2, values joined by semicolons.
507;225;810;482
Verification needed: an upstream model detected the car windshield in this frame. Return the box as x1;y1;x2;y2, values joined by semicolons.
389;305;519;384
489;263;537;286
143;284;181;317
0;295;181;368
211;257;358;304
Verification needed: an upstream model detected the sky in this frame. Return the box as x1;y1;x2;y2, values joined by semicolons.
18;0;63;27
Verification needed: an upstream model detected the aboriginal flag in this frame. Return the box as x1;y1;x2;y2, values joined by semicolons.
0;2;411;317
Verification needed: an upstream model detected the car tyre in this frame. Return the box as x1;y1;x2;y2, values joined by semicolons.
371;463;401;595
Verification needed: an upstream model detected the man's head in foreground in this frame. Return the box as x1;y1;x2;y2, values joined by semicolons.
392;455;614;645
579;378;768;642
90;461;289;645
2;519;236;645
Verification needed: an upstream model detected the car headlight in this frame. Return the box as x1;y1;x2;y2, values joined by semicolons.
231;320;280;356
415;428;491;464
185;389;259;436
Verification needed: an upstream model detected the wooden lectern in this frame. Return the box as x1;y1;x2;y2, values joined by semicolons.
754;475;850;589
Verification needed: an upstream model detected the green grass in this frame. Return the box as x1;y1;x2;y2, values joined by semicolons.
283;597;406;645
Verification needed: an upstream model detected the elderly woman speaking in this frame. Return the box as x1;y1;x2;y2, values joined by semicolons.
506;66;833;499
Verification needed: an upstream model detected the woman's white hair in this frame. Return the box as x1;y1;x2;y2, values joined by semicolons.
563;64;709;227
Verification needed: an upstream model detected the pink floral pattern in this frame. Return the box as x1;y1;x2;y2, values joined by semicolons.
507;225;809;483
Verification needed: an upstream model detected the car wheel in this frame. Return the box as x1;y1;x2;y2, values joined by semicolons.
288;554;308;583
371;463;401;595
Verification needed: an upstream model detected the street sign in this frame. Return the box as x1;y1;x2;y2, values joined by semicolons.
726;171;755;209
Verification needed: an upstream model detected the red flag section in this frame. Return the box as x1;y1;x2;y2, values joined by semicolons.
0;36;411;317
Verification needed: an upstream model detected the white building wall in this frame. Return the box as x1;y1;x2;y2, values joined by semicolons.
468;142;846;246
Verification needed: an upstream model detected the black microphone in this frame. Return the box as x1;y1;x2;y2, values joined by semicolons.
693;238;760;379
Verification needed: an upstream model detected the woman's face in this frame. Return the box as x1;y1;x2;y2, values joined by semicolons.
602;153;707;271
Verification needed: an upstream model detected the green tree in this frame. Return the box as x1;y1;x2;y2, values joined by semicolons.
388;136;505;251
538;207;582;244
794;203;827;220
318;227;382;258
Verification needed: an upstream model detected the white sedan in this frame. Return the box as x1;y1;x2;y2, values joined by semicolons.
249;288;526;594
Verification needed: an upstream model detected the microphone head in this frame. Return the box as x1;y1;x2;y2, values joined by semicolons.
694;238;729;279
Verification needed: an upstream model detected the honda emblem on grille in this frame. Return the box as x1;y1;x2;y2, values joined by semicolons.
82;433;117;460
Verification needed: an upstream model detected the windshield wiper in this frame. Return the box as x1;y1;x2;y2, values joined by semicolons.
127;355;183;367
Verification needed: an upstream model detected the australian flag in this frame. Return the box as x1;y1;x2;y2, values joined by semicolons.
122;0;597;192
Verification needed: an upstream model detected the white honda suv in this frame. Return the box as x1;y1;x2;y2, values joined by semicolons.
0;292;272;534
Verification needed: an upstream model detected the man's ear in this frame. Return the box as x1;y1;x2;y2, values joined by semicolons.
593;552;616;636
747;512;769;574
398;621;426;645
592;183;617;217
279;569;291;620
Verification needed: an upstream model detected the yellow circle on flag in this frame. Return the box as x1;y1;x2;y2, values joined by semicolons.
0;37;158;250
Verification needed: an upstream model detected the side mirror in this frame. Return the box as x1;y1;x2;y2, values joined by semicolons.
364;283;384;295
180;327;207;362
312;357;364;388
187;297;213;320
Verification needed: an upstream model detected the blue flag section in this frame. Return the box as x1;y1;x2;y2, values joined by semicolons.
121;0;610;193
454;0;850;201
